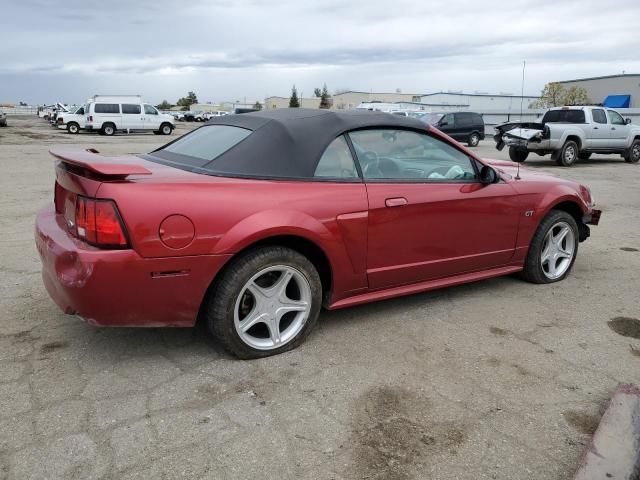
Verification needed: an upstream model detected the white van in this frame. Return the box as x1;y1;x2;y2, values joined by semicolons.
85;95;175;136
56;104;86;134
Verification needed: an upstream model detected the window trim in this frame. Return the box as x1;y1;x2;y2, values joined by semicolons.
345;127;481;184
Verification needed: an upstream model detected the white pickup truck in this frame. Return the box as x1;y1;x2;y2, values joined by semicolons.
494;106;640;166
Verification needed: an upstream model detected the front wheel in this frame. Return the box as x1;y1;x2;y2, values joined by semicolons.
67;122;80;134
509;147;529;162
204;246;322;359
520;210;579;284
160;123;173;135
101;123;116;136
468;132;480;147
624;139;640;163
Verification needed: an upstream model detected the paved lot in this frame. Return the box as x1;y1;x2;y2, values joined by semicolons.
1;116;639;479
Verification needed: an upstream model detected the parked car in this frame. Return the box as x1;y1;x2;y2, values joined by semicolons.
0;112;6;127
429;111;485;147
85;95;175;136
171;112;185;121
36;109;600;358
494;106;640;166
204;111;229;120
56;105;86;134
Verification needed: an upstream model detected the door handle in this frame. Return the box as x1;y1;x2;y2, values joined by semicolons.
612;127;616;130
385;197;408;207
593;126;598;129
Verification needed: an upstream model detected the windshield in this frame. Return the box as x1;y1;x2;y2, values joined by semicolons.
421;113;444;125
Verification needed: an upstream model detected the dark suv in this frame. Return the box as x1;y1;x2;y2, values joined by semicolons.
430;111;485;147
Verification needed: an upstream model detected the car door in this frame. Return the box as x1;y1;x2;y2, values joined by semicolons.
144;104;161;130
437;113;457;138
348;128;521;290
588;108;609;149
121;103;144;131
607;110;629;149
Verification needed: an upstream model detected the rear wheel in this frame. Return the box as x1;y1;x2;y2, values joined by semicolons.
101;123;116;136
508;147;529;162
624;139;640;163
520;210;579;284
468;132;480;147
67;122;79;134
204;246;322;359
555;140;579;166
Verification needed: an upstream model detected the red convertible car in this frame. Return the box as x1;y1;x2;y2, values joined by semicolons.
35;109;601;358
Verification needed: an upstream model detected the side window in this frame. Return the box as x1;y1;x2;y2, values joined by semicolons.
440;113;454;126
314;136;359;180
144;104;158;115
608;110;625;125
592;109;607;124
76;107;84;115
94;103;120;114
456;113;472;127
122;104;141;114
472;113;484;125
348;129;477;182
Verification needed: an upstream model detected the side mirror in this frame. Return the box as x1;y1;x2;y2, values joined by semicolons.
479;165;499;184
626;118;632;125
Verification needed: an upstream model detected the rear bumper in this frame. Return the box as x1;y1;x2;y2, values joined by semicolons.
35;204;232;327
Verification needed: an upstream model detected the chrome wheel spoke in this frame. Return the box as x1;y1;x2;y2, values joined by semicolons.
540;221;575;280
266;316;282;345
239;310;268;333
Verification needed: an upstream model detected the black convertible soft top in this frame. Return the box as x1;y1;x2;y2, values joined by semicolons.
149;108;428;180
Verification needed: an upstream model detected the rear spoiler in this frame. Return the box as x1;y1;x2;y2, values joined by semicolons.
49;147;152;177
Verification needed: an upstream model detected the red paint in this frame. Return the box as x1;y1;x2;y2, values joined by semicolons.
36;135;597;328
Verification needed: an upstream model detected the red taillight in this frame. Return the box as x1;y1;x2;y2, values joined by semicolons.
75;196;128;248
88;115;93;122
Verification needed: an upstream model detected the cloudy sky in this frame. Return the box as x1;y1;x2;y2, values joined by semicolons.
2;0;639;105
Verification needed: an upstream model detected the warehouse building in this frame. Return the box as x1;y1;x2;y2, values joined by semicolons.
264;96;329;110
556;74;640;108
415;92;540;111
331;91;420;109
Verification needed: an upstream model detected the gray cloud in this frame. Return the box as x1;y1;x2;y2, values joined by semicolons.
1;0;638;104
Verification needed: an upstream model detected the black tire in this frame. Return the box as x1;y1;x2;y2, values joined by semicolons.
508;147;529;162
204;246;322;359
578;152;591;160
101;123;116;136
624;139;640;163
468;132;480;147
160;123;173;135
520;210;579;284
555;140;579;167
67;122;80;134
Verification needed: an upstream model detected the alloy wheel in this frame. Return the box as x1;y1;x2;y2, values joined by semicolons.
540;221;575;280
632;144;640;162
234;265;312;350
564;145;576;164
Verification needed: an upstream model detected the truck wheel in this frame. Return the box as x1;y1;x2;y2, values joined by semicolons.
578;152;591;160
67;122;80;134
508;147;529;162
556;140;579;166
101;123;116;136
468;132;480;147
160;123;173;135
624;139;640;163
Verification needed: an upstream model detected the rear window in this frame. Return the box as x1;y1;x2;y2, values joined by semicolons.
542;109;585;124
94;103;120;114
149;125;251;169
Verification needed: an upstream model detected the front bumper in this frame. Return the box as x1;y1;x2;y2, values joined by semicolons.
35;205;231;327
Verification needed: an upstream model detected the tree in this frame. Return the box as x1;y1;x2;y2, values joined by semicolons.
289;85;300;108
563;86;590;106
253;101;263;111
319;83;331;109
313;87;322;97
531;82;590;108
176;91;198;111
156;100;173;110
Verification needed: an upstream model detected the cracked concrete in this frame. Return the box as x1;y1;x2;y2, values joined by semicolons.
1;116;639;479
